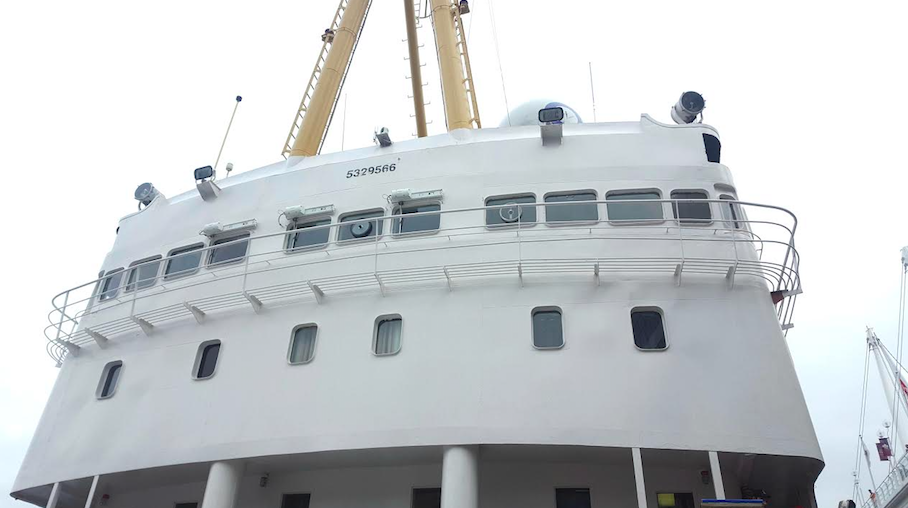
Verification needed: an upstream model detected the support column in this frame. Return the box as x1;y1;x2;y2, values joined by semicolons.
84;475;100;508
200;461;244;508
632;448;648;508
708;451;726;499
441;445;479;508
47;482;61;508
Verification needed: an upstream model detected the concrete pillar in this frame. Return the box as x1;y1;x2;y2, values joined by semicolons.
441;445;479;508
200;461;244;508
47;482;61;508
84;475;100;508
708;451;726;499
632;448;648;508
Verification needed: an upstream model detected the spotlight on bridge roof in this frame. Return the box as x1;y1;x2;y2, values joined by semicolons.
194;165;215;182
134;182;158;207
670;91;705;125
374;127;392;148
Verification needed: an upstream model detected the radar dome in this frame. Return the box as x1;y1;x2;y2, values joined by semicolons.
500;99;583;127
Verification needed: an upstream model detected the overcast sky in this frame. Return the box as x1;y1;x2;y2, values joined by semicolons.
1;1;906;507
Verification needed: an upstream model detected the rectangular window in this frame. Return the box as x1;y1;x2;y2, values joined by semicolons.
631;308;667;350
96;361;122;399
175;504;199;508
556;488;592;508
208;233;250;266
374;315;402;356
125;256;162;292
393;203;441;234
194;340;221;379
486;194;536;226
545;192;598;223
289;325;318;364
720;194;742;229
671;190;711;224
532;307;564;349
287;219;331;251
280;494;311;508
658;493;695;508
99;268;124;301
412;488;441;508
338;210;384;241
165;244;204;280
606;190;663;222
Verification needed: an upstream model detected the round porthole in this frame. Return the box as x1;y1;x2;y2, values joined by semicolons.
351;221;373;238
499;202;523;223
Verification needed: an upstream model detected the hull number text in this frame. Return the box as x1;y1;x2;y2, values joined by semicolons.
347;164;397;178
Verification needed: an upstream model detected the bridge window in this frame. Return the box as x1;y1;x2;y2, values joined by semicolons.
194;340;221;379
98;268;124;301
606;190;663;222
174;503;198;508
556;488;592;508
544;191;598;223
532;307;564;349
486;194;536;226
703;133;721;163
208;233;250;266
374;315;402;356
393;203;441;234
632;308;667;350
165;244;204;280
96;360;122;399
670;190;711;224
719;194;743;229
281;494;311;508
339;210;384;241
412;489;441;508
287;219;331;251
125;256;162;292
289;325;318;364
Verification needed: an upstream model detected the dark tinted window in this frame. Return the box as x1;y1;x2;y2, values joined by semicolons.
281;494;311;508
556;488;592;508
197;342;220;379
99;269;124;301
288;219;331;250
703;134;721;163
339;211;384;241
671;191;711;224
412;488;441;508
486;195;536;226
165;245;203;279
208;234;250;266
175;504;199;508
532;308;564;348
606;191;663;221
393;203;441;234
125;257;162;292
545;192;598;222
632;309;666;350
99;362;122;398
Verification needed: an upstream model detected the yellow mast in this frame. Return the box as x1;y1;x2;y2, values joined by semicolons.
429;0;479;131
289;0;371;157
404;0;428;138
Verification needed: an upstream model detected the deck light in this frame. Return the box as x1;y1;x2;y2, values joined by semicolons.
194;165;215;181
374;127;392;147
134;182;158;207
671;91;705;124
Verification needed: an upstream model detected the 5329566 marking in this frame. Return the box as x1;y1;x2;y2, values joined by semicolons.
347;164;396;178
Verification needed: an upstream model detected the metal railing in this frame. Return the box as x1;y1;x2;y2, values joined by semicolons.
864;453;908;508
44;199;800;364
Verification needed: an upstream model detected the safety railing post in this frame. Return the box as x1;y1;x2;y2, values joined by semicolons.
54;291;69;343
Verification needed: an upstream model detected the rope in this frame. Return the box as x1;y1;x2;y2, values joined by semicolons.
854;344;872;500
487;0;510;126
894;265;908;454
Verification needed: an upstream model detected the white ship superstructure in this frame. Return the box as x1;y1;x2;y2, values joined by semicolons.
10;2;820;508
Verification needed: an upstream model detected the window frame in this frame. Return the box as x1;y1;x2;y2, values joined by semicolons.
631;306;669;351
605;189;665;225
338;209;385;242
531;306;565;350
207;232;251;267
555;487;592;508
670;189;713;226
484;193;538;228
95;360;123;400
280;493;312;508
287;324;319;365
164;243;205;280
719;194;744;230
372;314;403;357
392;202;442;236
124;255;163;293
285;218;332;252
192;339;222;380
543;190;599;225
174;502;199;508
98;268;125;302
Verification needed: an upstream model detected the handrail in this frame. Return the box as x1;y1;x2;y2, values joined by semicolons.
863;452;908;508
43;199;800;364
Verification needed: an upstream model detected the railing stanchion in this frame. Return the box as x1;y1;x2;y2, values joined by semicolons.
55;292;69;344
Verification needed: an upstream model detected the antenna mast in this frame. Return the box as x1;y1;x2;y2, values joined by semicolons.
214;96;242;173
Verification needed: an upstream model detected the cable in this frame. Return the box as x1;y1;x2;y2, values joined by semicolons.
487;0;510;126
854;344;871;500
894;264;908;454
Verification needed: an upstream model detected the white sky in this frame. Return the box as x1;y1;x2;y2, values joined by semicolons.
1;1;906;507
